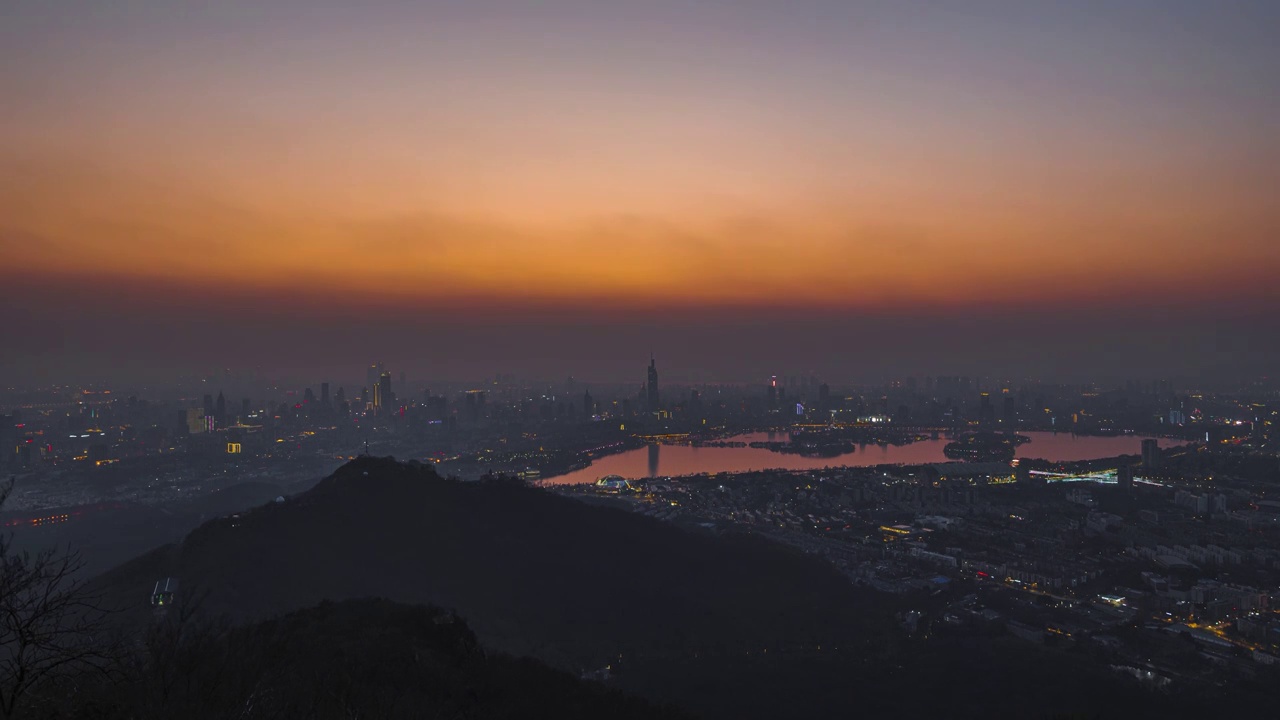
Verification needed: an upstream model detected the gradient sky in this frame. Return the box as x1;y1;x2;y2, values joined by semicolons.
1;1;1277;384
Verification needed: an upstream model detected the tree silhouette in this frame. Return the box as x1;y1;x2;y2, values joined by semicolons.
0;479;112;719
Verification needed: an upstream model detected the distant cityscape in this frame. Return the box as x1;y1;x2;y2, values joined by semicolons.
3;360;1278;693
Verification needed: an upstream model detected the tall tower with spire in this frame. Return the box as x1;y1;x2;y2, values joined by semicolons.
646;355;659;411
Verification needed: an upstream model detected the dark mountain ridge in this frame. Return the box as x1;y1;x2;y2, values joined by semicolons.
100;456;889;665
88;457;1269;718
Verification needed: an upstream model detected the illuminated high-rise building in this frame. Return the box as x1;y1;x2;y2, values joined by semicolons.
367;362;382;391
186;407;207;434
377;371;394;411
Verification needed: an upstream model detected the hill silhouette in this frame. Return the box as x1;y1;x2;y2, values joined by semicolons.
99;457;891;663
88;457;1273;718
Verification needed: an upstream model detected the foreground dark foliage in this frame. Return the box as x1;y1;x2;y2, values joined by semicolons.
26;599;682;719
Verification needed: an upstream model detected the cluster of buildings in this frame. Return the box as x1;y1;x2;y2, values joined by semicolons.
559;404;1280;688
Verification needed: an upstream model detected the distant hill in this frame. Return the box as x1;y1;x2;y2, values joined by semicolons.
98;457;891;664
90;457;1268;718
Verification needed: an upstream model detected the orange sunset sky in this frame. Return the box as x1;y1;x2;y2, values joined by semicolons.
1;1;1277;381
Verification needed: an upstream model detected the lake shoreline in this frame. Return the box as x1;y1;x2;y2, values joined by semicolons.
541;431;1189;486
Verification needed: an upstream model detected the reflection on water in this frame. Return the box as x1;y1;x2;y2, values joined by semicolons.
543;431;1187;486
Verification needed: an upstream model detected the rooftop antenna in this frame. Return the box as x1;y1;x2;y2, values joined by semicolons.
362;438;369;456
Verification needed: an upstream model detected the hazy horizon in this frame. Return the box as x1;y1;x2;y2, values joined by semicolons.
2;0;1277;385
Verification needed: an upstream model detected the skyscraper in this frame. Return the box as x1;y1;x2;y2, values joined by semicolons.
215;392;227;429
1141;439;1160;469
378;371;394;411
1117;464;1134;494
646;356;659;411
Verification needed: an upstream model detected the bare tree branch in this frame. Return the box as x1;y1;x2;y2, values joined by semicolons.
0;478;114;719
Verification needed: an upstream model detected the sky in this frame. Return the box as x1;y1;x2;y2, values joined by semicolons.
1;0;1277;385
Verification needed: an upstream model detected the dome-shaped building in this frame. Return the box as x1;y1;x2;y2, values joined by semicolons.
595;475;632;491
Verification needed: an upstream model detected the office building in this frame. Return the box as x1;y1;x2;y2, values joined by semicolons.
377;371;394;411
1117;464;1134;493
646;356;659;411
1141;438;1160;469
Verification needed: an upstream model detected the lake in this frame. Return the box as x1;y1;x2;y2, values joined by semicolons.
541;431;1187;485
